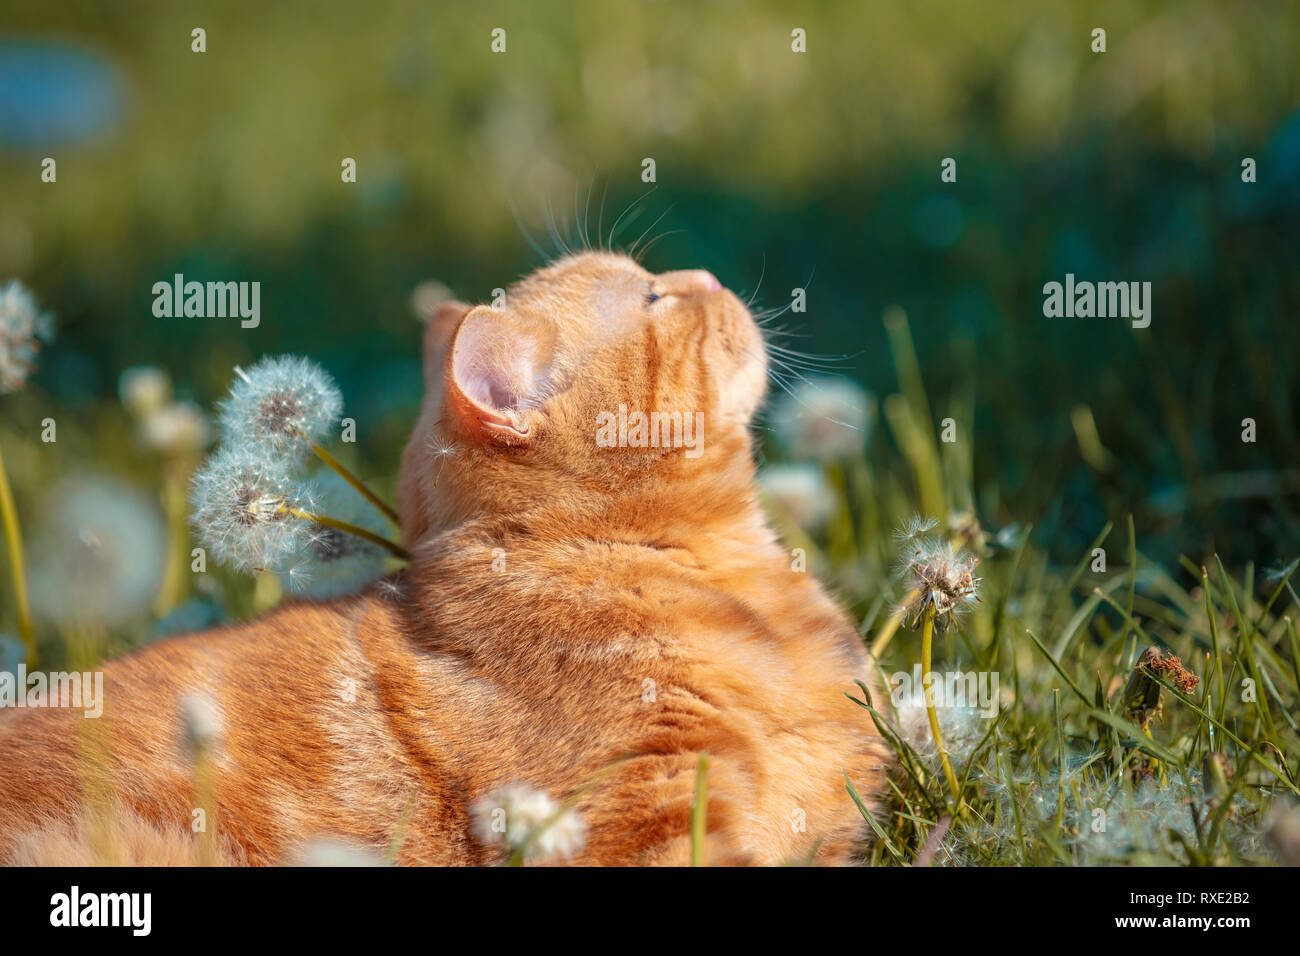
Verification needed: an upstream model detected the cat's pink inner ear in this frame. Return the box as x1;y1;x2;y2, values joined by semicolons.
446;307;546;443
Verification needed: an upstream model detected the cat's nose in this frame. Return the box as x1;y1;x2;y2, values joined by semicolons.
662;269;723;294
688;270;722;292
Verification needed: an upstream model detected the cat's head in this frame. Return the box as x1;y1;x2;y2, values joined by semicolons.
398;251;768;547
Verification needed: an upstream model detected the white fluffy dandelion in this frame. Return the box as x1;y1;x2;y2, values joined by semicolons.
118;365;172;417
189;446;310;573
769;375;874;461
283;470;387;599
0;279;55;393
893;688;989;764
140;400;211;456
757;463;833;530
217;355;342;458
179;691;223;755
28;477;166;627
471;783;587;863
898;534;982;630
288;838;389;867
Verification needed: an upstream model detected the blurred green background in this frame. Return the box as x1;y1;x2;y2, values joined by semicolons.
1;0;1298;586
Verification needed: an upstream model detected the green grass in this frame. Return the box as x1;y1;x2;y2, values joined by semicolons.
768;310;1299;866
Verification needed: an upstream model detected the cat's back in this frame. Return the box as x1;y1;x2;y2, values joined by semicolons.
0;591;469;864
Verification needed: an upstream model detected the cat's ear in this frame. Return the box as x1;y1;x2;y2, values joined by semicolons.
444;306;553;445
420;300;472;390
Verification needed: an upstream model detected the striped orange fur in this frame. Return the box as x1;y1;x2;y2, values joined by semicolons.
0;252;889;865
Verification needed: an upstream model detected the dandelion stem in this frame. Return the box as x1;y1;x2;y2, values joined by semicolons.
870;589;918;658
153;460;192;618
0;441;34;666
690;753;709;866
284;507;410;561
194;742;216;867
310;442;400;527
921;603;963;816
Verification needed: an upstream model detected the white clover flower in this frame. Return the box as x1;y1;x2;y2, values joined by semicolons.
28;477;166;627
118;365;172;417
0;279;55;393
769;375;874;461
282;470;387;599
217;355;343;457
757;462;833;530
140;400;211;455
189;446;310;573
471;783;587;863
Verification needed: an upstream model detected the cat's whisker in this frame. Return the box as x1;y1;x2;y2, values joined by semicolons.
749;344;809;404
743;253;767;308
596;179;610;253
572;179;597;252
766;344;858;370
572;181;585;251
604;187;656;250
752;301;795;324
543;194;573;257
633;228;686;263
509;197;551;265
626;204;675;259
581;178;596;252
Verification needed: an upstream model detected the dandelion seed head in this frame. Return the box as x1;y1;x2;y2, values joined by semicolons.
375;577;405;602
281;470;387;599
757;462;833;530
425;431;458;459
1068;778;1198;861
470;783;587;862
29;477;165;627
896;529;982;629
189;446;308;573
118;365;172;417
893;514;938;545
893;688;988;764
140;400;211;456
217;355;342;457
769;375;874;461
0;279;54;393
288;837;388;867
425;430;459;485
1263;559;1299;585
180;691;223;754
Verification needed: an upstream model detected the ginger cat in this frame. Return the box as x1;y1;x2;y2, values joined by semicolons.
0;251;889;865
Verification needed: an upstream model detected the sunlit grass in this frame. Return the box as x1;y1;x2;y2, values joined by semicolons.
765;309;1299;866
